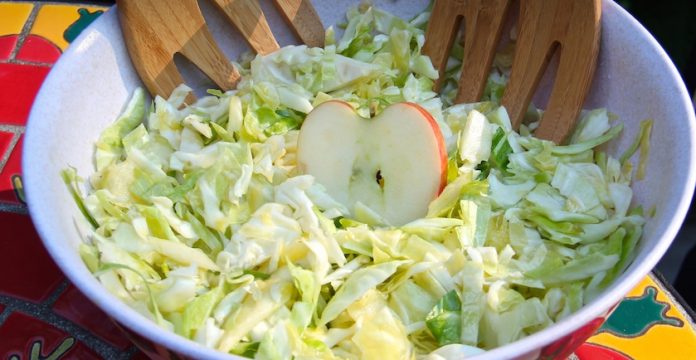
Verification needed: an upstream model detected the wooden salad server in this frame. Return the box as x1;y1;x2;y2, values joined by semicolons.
117;0;324;102
423;0;602;144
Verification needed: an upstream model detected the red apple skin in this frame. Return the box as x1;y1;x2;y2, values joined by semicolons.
401;102;449;194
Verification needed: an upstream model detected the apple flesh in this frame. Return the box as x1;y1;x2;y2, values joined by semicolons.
297;100;448;226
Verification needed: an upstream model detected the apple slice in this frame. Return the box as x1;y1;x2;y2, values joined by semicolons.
297;100;447;226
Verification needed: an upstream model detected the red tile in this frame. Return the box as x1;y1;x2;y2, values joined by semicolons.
131;351;154;360
0;131;14;159
53;284;133;350
0;35;19;60
0;136;23;204
0;63;51;125
0;212;64;303
131;349;188;360
16;35;61;63
575;343;632;360
117;323;174;360
0;312;101;359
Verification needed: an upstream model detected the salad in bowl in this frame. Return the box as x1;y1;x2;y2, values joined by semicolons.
23;0;696;359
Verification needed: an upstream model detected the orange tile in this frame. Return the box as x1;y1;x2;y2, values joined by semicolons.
29;4;106;51
0;2;33;37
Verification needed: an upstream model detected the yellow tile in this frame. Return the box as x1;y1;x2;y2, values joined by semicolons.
587;276;696;360
29;4;106;50
0;2;33;36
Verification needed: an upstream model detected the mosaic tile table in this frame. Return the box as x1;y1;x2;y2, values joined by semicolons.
0;2;695;359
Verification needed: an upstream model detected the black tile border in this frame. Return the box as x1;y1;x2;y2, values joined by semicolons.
652;270;696;327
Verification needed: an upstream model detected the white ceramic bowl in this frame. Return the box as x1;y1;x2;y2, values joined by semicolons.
23;1;696;359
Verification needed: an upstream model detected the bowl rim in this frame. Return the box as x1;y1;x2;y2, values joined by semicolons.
22;1;696;359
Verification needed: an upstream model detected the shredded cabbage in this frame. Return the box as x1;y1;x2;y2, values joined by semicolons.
64;3;648;359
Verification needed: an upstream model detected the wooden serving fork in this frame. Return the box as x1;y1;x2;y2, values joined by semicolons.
117;0;324;102
423;0;602;144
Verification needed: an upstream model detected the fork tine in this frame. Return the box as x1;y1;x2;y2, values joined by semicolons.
499;0;557;130
534;0;601;143
118;0;240;102
423;0;510;101
211;0;280;55
179;26;241;91
272;0;325;48
151;59;191;104
502;0;601;143
422;0;468;91
454;0;511;103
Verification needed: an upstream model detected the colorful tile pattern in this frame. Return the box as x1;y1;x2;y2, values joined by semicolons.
0;1;694;360
0;312;101;359
0;3;32;60
52;284;133;350
585;275;696;359
30;4;105;51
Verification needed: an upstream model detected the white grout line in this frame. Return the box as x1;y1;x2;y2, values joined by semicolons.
8;2;41;61
0;58;53;67
0;125;25;134
0;202;27;214
0;281;136;360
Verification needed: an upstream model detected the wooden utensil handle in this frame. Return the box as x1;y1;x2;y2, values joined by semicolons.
117;0;239;101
